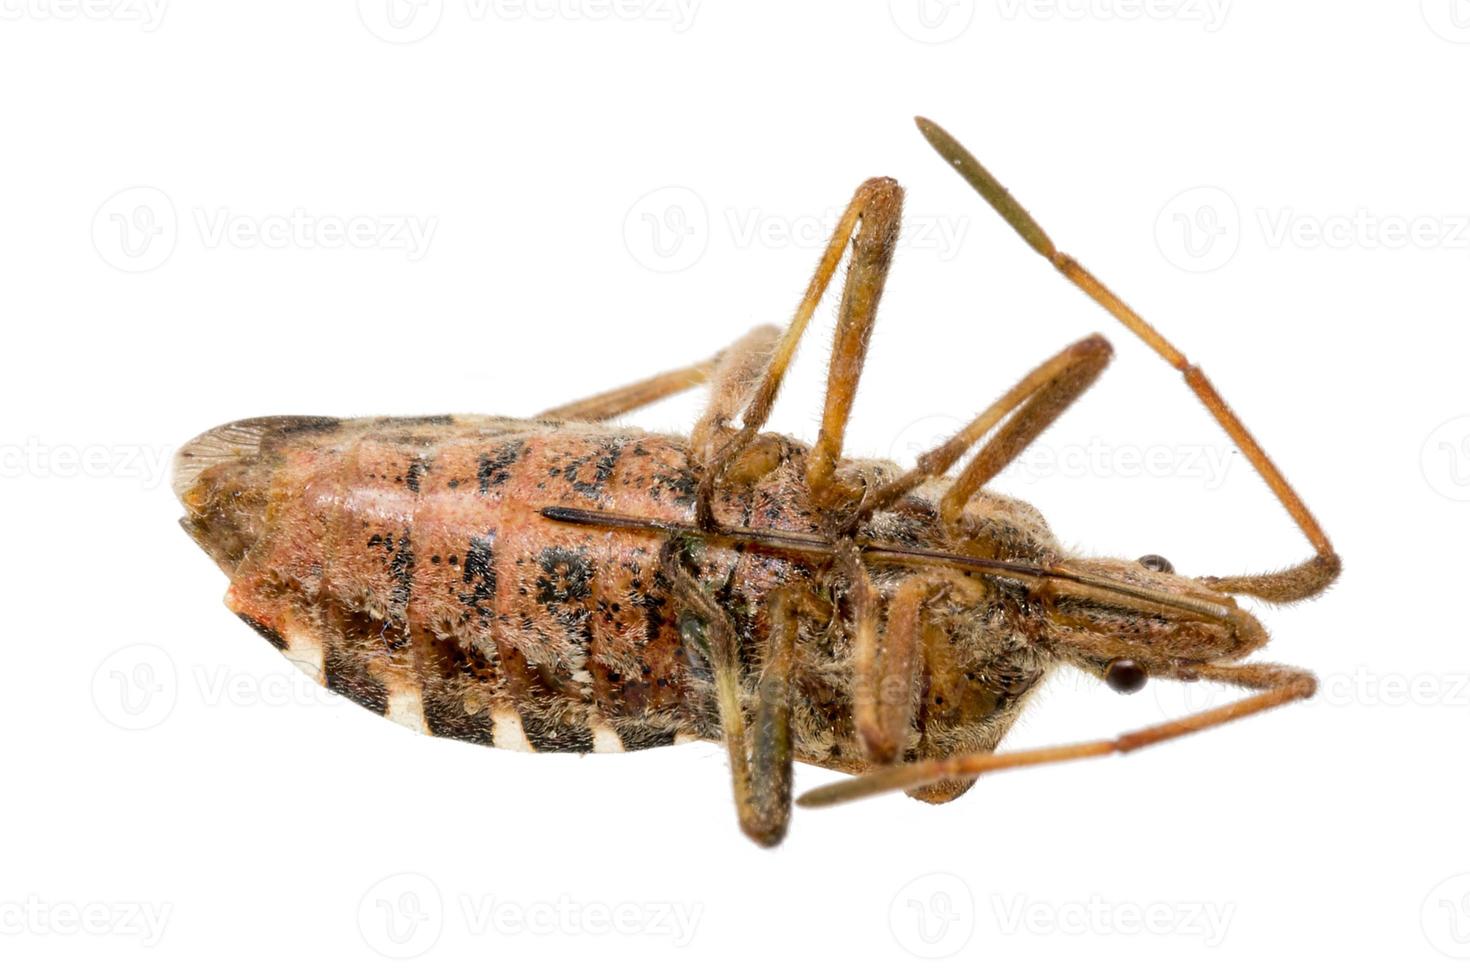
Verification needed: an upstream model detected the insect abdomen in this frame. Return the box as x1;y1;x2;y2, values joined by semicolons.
183;415;811;756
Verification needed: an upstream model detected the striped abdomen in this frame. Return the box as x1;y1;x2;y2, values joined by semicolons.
177;414;823;757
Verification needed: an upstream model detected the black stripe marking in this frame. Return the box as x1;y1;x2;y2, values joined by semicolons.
235;612;288;650
422;688;495;745
477;441;523;494
459;532;498;620
325;648;389;714
617;725;678;752
520;713;595;753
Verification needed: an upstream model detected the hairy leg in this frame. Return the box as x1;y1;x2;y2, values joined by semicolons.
853;333;1113;529
917;117;1339;602
798;660;1316;807
695;177;904;528
660;539;825;846
536;325;776;423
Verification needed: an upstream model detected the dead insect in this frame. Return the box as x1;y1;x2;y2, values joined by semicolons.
174;117;1339;847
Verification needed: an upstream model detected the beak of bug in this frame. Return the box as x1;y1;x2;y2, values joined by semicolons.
1040;555;1269;687
172;415;336;574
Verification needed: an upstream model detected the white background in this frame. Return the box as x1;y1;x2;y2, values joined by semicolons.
3;2;1467;976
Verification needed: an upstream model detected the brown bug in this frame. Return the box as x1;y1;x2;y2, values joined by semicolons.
174;117;1340;847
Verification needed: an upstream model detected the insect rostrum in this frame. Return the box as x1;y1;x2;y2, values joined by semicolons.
174;118;1339;847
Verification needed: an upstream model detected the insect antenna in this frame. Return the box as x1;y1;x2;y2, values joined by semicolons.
539;506;1245;625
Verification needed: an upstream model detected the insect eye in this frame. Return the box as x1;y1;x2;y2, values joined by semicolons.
1103;658;1148;695
1137;554;1174;574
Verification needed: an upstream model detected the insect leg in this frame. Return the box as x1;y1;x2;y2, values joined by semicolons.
840;545;931;765
853;333;1113;528
689;324;782;461
535;325;776;422
659;540;813;847
916;116;1340;602
797;661;1316;808
696;177;904;527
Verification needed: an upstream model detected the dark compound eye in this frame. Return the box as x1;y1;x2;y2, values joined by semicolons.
1104;658;1148;694
1137;554;1174;574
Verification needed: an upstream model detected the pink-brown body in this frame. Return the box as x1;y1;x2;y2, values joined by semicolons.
175;413;1060;774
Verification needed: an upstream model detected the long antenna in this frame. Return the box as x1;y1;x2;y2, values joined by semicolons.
539;506;1241;623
